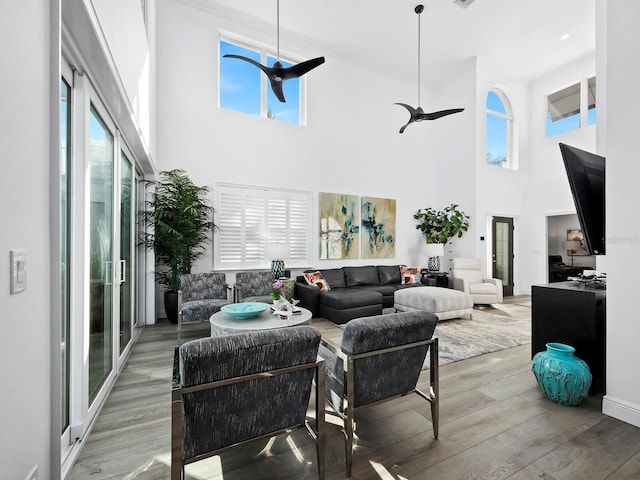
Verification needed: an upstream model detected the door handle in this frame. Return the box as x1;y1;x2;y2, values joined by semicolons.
105;261;112;285
119;260;126;284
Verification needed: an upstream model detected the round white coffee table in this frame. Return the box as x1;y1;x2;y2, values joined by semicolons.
210;306;313;336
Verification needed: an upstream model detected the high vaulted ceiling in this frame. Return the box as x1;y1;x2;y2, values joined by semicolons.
195;0;596;88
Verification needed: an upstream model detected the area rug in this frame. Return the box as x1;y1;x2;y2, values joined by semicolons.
434;309;531;366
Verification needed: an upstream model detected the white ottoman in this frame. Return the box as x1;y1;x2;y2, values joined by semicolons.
394;287;473;320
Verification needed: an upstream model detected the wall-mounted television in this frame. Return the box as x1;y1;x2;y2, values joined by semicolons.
559;143;605;255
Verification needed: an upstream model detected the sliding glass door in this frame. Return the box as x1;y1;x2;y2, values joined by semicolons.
88;105;115;404
61;65;146;474
60;76;71;436
119;152;134;355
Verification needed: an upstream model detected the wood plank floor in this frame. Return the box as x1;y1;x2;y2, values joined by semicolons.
67;296;640;479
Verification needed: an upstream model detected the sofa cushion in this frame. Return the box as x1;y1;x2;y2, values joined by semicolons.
316;268;346;289
401;266;422;284
377;265;402;285
367;285;400;298
469;282;497;295
303;271;331;291
344;266;380;287
320;288;383;310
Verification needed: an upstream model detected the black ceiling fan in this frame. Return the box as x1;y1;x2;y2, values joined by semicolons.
223;0;325;103
395;5;464;133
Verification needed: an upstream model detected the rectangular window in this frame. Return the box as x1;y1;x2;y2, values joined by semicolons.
587;76;596;126
546;77;596;137
219;37;302;125
217;184;311;270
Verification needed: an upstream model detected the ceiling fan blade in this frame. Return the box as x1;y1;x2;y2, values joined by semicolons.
282;56;326;80
222;54;273;77
398;119;415;134
395;103;421;133
394;103;418;115
422;108;465;120
269;79;287;103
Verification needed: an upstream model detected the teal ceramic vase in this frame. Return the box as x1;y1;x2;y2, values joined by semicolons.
532;343;592;406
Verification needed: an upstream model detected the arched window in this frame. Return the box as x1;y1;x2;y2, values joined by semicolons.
486;89;514;169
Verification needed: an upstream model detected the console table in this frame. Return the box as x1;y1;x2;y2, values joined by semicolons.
531;281;606;394
421;270;449;288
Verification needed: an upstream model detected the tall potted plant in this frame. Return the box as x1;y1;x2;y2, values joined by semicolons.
140;169;214;323
414;203;470;271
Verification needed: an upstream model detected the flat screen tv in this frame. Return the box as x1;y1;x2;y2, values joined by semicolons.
559;143;605;255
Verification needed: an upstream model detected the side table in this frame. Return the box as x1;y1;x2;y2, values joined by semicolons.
279;278;295;301
421;270;449;288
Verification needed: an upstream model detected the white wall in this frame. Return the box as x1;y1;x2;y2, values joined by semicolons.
600;0;640;428
475;60;532;293
0;2;55;479
92;0;151;146
524;54;597;291
155;0;478;304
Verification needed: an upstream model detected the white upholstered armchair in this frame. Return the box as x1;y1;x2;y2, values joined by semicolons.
452;258;503;305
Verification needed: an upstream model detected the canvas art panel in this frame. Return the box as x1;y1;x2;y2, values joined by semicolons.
567;229;588;256
319;192;360;259
361;196;396;259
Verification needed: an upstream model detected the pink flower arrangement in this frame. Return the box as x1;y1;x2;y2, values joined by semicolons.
270;280;283;300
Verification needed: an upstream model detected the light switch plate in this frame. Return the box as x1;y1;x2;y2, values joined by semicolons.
10;249;27;294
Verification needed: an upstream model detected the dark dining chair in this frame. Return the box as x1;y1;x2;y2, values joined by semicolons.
178;272;231;343
171;326;326;479
319;311;439;477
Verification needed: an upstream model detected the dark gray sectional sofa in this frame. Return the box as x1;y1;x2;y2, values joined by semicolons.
294;265;425;324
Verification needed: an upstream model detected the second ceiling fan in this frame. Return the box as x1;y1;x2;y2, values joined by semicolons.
395;5;464;133
223;0;325;103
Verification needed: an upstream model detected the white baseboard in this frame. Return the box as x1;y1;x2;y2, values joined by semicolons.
602;394;640;428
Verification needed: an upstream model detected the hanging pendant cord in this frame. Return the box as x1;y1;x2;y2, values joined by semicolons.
277;0;280;61
417;8;421;107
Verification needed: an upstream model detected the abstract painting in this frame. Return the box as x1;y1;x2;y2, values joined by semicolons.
361;196;396;258
319;192;360;259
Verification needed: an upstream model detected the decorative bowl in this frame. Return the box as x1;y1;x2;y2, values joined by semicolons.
221;302;269;319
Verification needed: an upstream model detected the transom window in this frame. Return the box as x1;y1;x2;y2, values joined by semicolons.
216;184;311;270
486;89;514;169
219;37;303;125
546;76;596;137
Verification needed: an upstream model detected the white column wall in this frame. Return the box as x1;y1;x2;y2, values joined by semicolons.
526;55;597;291
0;2;55;479
600;0;640;428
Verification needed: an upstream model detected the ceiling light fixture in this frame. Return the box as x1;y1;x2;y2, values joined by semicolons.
223;0;325;103
560;33;571;40
395;5;464;134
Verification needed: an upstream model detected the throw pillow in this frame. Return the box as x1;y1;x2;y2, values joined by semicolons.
303;271;331;291
401;266;422;284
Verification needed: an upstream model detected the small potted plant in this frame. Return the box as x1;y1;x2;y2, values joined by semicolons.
270;280;283;303
140;169;214;323
414;204;470;270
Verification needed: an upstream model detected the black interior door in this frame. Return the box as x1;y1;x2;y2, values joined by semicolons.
492;216;514;297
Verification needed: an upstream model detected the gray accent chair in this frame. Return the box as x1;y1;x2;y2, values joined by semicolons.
319;311;439;477
171;326;326;480
234;270;275;303
178;272;231;344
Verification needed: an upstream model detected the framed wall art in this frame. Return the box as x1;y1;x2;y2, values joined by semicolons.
319;192;360;259
361;196;396;259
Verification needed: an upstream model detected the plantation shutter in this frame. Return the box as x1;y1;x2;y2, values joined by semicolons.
217;184;311;269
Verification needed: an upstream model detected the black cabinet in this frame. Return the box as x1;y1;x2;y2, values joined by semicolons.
421;271;449;288
531;281;606;393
